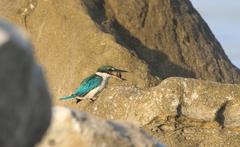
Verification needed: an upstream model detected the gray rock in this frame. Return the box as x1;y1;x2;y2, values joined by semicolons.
0;20;51;147
37;106;164;147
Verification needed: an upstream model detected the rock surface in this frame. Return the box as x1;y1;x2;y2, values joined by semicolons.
64;77;240;128
224;99;240;128
60;77;240;146
0;20;51;147
37;106;164;147
81;0;240;83
0;0;240;105
1;0;240;147
0;0;157;93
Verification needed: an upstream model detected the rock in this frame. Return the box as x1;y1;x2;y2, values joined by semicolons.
160;77;231;122
1;0;240;106
70;77;240;127
2;0;240;146
82;0;240;83
62;77;240;146
1;0;158;107
0;20;51;147
37;106;164;147
224;98;240;128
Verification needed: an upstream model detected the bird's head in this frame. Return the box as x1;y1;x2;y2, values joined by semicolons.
96;65;127;80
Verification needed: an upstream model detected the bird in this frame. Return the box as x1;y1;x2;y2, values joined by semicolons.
60;65;127;103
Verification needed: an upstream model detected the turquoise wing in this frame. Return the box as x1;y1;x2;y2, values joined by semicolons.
73;74;103;97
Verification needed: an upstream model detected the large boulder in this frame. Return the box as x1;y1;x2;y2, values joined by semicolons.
0;0;240;105
61;77;240;146
1;0;240;146
37;106;164;147
0;20;51;147
64;77;240;128
81;0;240;83
0;0;156;92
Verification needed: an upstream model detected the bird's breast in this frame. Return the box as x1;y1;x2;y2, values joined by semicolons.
99;78;109;89
84;78;108;99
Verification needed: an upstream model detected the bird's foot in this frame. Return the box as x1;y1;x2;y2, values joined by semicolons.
90;97;98;103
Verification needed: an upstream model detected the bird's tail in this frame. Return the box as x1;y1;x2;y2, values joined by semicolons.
60;94;76;100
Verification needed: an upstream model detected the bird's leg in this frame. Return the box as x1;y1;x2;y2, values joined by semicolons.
90;96;98;102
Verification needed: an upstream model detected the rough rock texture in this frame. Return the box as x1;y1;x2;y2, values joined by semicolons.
2;0;240;147
64;77;240;128
59;77;240;146
37;106;164;147
0;0;240;105
81;0;240;83
0;0;158;101
224;99;240;128
0;20;51;147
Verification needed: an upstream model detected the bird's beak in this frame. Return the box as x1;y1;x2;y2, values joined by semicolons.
114;69;128;73
110;68;127;80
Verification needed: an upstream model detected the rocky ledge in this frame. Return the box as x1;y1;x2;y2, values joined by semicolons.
61;77;240;146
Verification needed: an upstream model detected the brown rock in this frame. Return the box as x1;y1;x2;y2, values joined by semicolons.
1;0;240;106
64;77;240;147
2;0;240;146
0;20;51;147
224;98;240;128
37;106;164;147
70;77;240;127
82;0;240;83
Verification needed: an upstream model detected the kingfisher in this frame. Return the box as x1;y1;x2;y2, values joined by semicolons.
60;65;127;103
